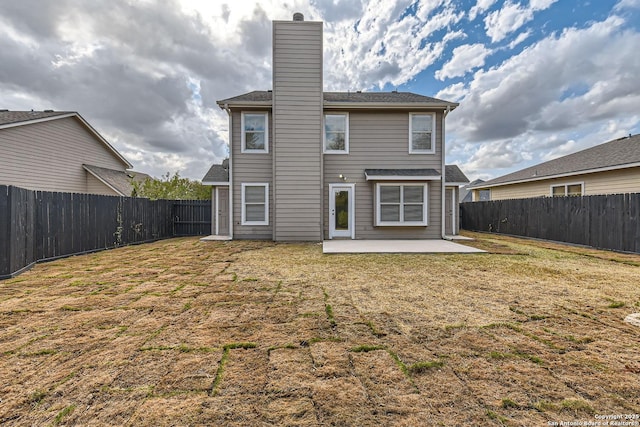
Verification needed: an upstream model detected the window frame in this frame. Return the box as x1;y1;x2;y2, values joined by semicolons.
241;112;269;153
323;112;349;154
375;183;429;226
408;113;436;154
241;183;269;225
550;182;584;197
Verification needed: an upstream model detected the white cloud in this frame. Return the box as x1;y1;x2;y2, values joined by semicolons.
484;2;533;43
469;0;498;21
529;0;558;11
436;82;468;102
323;0;465;89
435;43;492;80
614;0;640;10
508;30;531;49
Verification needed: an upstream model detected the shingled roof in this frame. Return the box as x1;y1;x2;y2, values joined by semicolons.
83;165;151;196
202;159;229;184
471;134;640;189
217;91;458;108
0;110;73;127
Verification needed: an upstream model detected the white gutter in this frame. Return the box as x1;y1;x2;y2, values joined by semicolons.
442;106;451;240
222;103;233;239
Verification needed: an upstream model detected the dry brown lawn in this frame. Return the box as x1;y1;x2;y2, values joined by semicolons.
0;233;639;426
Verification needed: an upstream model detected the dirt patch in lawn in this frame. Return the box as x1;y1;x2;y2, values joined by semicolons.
1;235;639;426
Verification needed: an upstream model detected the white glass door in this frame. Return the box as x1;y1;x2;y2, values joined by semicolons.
329;184;355;239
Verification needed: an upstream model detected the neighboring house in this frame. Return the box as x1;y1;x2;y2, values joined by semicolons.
460;179;488;203
468;134;640;201
206;13;467;241
0;110;149;196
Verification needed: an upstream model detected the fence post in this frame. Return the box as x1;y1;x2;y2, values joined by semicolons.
0;186;10;278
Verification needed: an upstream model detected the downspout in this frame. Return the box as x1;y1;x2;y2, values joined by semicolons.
222;103;233;239
441;105;451;240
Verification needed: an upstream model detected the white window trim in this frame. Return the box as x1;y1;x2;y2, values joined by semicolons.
550;182;584;197
375;183;429;226
241;112;269;153
241;183;269;225
323;112;349;154
408;113;436;154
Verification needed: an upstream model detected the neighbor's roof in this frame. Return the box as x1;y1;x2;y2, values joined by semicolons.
217;91;458;109
83;164;151;197
0;110;71;126
0;110;132;169
470;134;640;189
202;159;229;184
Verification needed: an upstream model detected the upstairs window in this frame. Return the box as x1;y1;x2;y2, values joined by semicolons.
241;112;268;153
551;183;583;197
324;113;349;153
376;183;428;226
409;113;435;154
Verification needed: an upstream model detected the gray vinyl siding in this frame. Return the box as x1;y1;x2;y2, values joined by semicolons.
0;117;127;193
323;111;444;239
272;20;323;241
86;173;120;196
231;110;273;240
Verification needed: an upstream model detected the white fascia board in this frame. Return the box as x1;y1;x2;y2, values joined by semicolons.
202;181;230;186
471;163;640;189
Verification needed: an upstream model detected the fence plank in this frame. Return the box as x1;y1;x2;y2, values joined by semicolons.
1;186;212;279
461;193;640;253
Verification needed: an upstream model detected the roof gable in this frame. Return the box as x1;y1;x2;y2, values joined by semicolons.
83;164;151;196
0;110;132;169
474;134;640;188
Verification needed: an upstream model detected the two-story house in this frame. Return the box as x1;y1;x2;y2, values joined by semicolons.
205;13;467;241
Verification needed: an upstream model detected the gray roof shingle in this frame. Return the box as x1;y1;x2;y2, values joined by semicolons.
445;165;470;184
472;134;640;188
202;159;229;183
0;110;73;126
217;91;457;107
83;164;151;196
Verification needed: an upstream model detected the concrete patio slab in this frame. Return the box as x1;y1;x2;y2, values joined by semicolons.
322;239;486;254
200;235;232;241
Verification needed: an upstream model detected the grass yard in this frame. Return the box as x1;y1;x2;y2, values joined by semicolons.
0;233;639;426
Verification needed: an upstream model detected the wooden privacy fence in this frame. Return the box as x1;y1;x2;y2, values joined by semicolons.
460;193;640;253
0;185;211;279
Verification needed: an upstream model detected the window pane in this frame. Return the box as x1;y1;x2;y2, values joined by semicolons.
404;186;424;203
245;186;265;203
411;115;432;132
404;204;423;222
552;186;565;197
412;132;432;150
325;115;346;132
325;132;345;151
244;114;265;131
334;190;349;230
245;132;265;150
380;205;400;222
380;186;400;203
245;204;265;222
567;185;582;196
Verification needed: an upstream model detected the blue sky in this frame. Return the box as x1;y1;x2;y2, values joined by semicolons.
1;0;639;180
